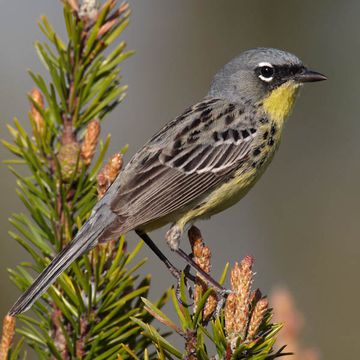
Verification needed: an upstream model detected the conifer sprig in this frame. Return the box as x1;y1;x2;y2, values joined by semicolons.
133;227;290;360
2;1;168;359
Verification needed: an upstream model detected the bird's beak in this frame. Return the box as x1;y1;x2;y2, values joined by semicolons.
295;68;327;83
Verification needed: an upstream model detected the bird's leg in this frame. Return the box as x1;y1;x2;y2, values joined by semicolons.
166;224;229;297
135;230;181;280
135;230;194;305
175;248;226;293
183;264;196;289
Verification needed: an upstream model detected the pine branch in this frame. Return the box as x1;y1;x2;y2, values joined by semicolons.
1;1;168;359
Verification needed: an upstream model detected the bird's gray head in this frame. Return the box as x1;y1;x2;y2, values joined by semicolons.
208;48;326;103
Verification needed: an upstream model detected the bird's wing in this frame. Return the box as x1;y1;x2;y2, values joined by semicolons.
110;98;258;228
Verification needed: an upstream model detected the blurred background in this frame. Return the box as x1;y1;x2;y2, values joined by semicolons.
0;1;358;359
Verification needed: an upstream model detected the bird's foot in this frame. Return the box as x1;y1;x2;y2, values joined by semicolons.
213;288;232;319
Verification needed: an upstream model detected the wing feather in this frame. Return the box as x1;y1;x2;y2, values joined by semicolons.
110;98;258;230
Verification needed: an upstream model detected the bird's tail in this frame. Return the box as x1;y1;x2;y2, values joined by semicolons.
9;207;117;316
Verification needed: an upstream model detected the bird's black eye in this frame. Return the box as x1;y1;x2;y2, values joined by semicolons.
260;66;274;78
257;63;275;82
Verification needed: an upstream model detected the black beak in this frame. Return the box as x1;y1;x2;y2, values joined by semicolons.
295;68;327;83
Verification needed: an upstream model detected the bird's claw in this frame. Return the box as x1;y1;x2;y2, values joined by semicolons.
173;262;232;315
212;288;232;319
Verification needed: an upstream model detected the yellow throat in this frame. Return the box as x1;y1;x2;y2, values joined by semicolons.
262;81;300;125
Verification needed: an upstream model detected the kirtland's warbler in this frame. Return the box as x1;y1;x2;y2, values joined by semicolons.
9;48;326;315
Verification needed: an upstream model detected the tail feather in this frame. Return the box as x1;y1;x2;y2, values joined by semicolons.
9;208;116;316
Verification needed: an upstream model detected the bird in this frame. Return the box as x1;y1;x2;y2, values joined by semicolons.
9;47;326;316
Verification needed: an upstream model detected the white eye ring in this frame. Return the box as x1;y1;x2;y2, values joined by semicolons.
257;62;274;82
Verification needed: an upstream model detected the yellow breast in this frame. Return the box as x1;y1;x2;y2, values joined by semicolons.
262;81;300;127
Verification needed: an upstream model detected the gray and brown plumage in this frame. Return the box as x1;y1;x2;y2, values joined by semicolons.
9;48;326;315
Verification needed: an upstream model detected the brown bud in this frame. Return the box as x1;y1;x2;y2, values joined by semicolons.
271;288;304;339
246;297;269;341
189;226;211;273
30;88;45;136
203;293;218;321
57;141;83;182
224;293;238;336
231;256;254;295
188;226;217;321
81;120;100;165
270;288;320;360
0;315;16;360
93;153;122;258
97;153;123;198
225;256;255;348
